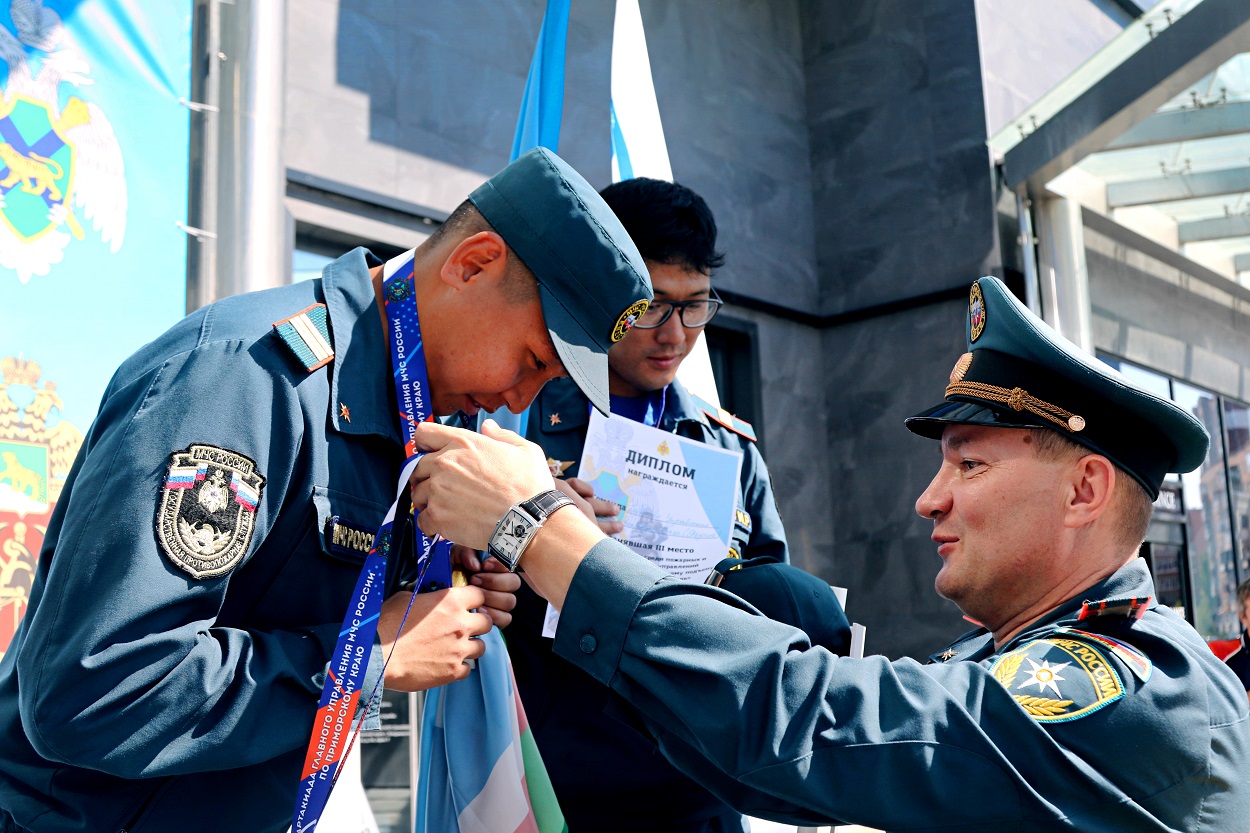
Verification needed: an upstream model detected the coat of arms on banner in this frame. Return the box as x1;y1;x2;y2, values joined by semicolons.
157;445;265;580
0;354;83;658
0;0;126;283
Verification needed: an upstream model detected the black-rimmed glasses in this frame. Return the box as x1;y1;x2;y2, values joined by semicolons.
632;288;723;329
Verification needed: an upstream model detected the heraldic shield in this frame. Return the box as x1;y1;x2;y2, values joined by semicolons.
157;445;265;579
0;94;81;242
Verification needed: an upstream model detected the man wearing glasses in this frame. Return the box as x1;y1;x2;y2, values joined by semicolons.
509;177;788;832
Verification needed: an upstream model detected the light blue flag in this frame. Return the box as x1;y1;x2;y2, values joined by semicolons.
483;0;571;438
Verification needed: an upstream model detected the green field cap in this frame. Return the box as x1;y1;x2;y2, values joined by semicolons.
905;276;1209;498
471;148;652;414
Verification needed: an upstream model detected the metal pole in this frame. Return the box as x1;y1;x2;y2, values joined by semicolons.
188;0;288;310
1016;190;1041;317
1034;196;1093;352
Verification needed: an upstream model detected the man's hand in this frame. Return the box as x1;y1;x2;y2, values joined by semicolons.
411;419;555;549
412;419;607;611
377;588;491;691
451;544;520;628
553;477;624;536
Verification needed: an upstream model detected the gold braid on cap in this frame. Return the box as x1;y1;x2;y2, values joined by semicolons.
946;380;1086;433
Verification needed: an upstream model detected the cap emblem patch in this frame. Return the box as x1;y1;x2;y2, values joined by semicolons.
969;282;986;342
950;352;973;383
157;445;265;579
611;299;650;343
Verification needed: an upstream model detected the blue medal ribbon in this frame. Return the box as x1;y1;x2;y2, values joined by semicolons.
292;253;454;832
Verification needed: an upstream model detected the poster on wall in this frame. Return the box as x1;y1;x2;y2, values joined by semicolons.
0;0;192;658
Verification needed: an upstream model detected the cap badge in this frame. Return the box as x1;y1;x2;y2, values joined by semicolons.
969;282;986;342
611;299;650;343
950;352;973;383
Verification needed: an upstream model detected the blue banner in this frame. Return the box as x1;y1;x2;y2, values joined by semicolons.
0;0;192;656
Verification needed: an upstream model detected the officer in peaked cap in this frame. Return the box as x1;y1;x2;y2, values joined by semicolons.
0;147;651;833
408;275;1250;831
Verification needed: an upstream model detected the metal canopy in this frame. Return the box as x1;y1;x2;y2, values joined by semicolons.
991;0;1250;282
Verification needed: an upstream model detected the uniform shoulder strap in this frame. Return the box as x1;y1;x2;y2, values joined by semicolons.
690;392;757;442
272;303;334;372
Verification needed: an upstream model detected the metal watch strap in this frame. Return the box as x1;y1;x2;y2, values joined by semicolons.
520;489;573;522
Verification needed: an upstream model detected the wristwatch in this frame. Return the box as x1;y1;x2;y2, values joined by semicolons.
486;489;574;572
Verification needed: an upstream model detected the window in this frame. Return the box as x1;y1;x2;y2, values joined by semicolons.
1100;352;1246;638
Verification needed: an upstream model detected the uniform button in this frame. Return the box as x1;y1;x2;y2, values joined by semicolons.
579;634;598;653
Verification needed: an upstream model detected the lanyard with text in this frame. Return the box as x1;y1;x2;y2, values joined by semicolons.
291;252;452;832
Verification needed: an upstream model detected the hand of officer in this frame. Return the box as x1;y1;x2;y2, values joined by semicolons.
553;477;625;536
411;419;555;549
451;544;520;628
378;588;491;690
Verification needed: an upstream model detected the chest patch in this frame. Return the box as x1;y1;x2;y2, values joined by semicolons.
324;515;376;562
990;636;1124;723
156;445;265;579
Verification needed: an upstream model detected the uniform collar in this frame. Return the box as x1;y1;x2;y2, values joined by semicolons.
535;376;713;435
536;377;592;434
930;559;1158;663
658;378;713;432
322;247;401;444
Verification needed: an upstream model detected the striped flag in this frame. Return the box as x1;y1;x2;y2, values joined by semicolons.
416;629;566;833
609;0;721;408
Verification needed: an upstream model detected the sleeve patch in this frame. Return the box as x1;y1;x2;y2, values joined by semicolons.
990;637;1124;723
156;445;265;579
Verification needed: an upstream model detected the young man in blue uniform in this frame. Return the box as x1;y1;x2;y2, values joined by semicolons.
414;275;1250;831
0;148;651;833
510;178;786;832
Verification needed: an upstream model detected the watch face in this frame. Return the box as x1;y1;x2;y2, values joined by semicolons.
491;507;536;566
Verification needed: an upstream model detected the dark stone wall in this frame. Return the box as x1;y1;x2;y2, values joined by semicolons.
801;0;1003;656
803;1;998;315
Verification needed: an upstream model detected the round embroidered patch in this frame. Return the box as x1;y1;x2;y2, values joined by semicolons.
611;299;650;343
990;636;1124;722
969;281;986;342
156;445;265;579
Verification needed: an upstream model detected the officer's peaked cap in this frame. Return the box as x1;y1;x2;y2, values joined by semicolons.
905;276;1209;499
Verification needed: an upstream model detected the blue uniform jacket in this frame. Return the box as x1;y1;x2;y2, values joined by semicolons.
553;548;1250;831
0;250;405;833
509;377;787;832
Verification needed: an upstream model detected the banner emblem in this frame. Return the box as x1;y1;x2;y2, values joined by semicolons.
156;445;265;579
0;9;127;284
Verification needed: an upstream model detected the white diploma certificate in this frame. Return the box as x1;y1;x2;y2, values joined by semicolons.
542;410;743;637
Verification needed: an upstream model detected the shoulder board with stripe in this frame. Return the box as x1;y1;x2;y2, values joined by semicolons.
690;393;757;442
273;304;334;372
1054;627;1152;683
